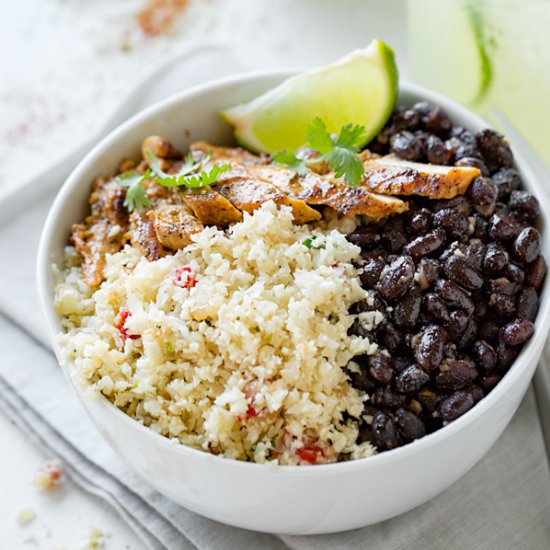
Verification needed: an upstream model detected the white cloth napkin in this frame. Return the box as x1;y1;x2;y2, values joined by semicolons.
1;50;550;550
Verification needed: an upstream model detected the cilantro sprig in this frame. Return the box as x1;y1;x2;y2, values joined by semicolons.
115;170;152;212
146;150;230;190
273;117;367;186
302;234;326;250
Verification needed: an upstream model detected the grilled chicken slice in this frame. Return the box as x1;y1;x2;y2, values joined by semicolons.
182;190;243;227
216;177;321;223
70;219;125;287
129;211;164;261
149;204;204;250
90;176;129;227
142;135;182;160
361;155;480;199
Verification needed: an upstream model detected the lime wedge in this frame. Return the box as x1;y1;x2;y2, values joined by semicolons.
409;0;493;106
221;39;398;153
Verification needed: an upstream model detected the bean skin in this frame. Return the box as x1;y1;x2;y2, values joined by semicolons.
480;372;502;392
371;387;406;409
413;325;447;370
395;365;430;394
483;244;509;275
423;293;450;322
403;229;447;260
394;408;426;442
516;287;538;321
513;227;541;263
440;390;474;422
444;256;483;290
472;340;497;371
468;177;498;216
509;190;540;220
433;208;469;237
525;255;547;289
447;310;470;342
488;214;519;243
393;287;421;328
377;256;415;301
500;319;535;346
436;279;475;314
360;255;385;288
372;411;399;451
368;353;394;386
476;129;513;172
435;359;478;391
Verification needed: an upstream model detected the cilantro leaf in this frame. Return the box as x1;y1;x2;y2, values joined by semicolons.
146;151;211;180
272;150;309;176
323;147;364;186
333;123;368;151
157;163;231;189
305;117;333;154
116;169;152;212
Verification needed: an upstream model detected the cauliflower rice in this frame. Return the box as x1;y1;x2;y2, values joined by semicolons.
55;202;380;464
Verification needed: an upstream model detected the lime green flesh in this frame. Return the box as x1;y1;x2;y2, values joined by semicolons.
221;40;398;153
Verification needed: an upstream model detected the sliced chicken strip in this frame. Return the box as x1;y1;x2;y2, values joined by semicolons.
129;211;164;261
149;204;204;251
216;177;321;223
70;218;125;287
90;176;129;228
182;190;243;227
361;155;480;199
142;135;182;160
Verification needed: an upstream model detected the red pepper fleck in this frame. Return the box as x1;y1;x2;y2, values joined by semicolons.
238;380;261;422
296;444;325;464
330;262;342;269
116;309;139;341
174;265;197;289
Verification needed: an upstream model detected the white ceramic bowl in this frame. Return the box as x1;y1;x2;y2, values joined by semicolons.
37;71;550;535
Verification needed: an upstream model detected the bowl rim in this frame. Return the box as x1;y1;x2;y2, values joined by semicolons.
37;68;550;476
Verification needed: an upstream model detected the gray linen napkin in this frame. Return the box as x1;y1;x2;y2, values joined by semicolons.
1;62;550;550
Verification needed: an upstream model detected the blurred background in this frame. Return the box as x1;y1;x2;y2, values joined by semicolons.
2;0;548;198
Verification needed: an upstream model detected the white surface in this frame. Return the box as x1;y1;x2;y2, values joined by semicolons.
37;71;550;534
0;0;408;546
0;414;146;549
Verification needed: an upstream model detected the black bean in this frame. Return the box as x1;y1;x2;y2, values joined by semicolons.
407;208;432;235
458;317;478;349
413;325;447;370
393;287;421;328
504;264;524;286
488;214;519;243
490;294;515;319
479;321;500;343
436;359;478;391
436;279;475;314
378;322;403;353
433;208;469;236
371;411;399;450
403;229;447;260
443;255;483;290
500;319;535;346
440;390;474;422
377;256;415;301
467;384;485;403
368;353;394;386
383;217;407;253
488;277;515;296
394;408;426;442
456;156;490;176
390;131;424;161
513;227;541;263
447;310;470;342
473;214;488;240
476;129;514;172
509;190;540;220
455;142;482;161
360;255;384;288
395;364;430;394
525;255;547;289
346;226;381;248
496;341;520;369
463;239;485;271
348;366;376;392
468;177;498;216
492;168;521;200
416;258;440;290
450;126;476;144
357;426;375;444
516;287;538;321
414;101;452;135
472;340;497;371
483;244;509;275
371;386;406;409
433;195;472;215
426;135;451;164
480;372;502;392
353;292;385;315
422;293;450;322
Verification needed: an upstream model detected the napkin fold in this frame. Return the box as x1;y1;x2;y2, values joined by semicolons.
1;49;549;550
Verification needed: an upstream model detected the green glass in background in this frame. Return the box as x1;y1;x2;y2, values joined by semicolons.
408;0;550;170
